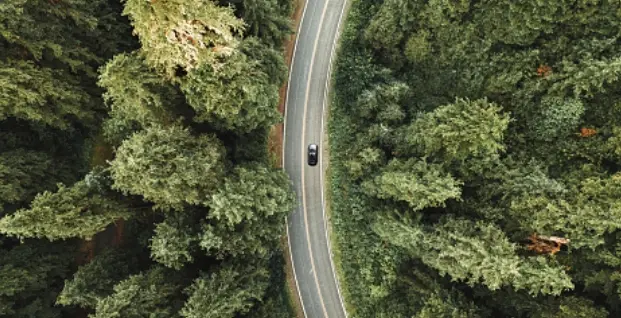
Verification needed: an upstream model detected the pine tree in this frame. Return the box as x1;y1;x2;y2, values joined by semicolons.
0;241;74;318
225;0;292;47
0;60;97;130
362;158;462;211
0;149;54;209
90;266;184;318
200;164;295;258
57;248;139;309
374;215;574;296
406;98;510;162
0;179;130;241
150;214;198;270
180;261;269;318
122;0;244;78
181;52;281;132
509;174;621;249
110;125;227;210
98;52;181;126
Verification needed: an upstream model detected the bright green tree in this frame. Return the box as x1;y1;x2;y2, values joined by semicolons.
122;0;244;78
200;164;295;258
208;163;295;227
182;52;281;132
98;52;180;126
150;214;198;270
180;262;269;318
110;125;226;210
406;98;510;162
509;174;621;249
362;158;462;211
0;179;130;241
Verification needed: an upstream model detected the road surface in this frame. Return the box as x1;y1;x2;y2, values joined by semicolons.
283;0;348;316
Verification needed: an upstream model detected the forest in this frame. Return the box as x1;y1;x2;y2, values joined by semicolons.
330;0;621;317
0;0;297;317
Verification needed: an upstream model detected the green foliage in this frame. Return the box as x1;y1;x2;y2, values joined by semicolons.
57;248;139;309
122;0;244;78
182;52;281;132
98;52;180;126
406;98;510;161
356;81;408;125
240;37;288;86
330;0;621;315
180;262;269;318
374;216;574;295
0;241;74;318
0;60;97;130
90;266;184;318
200;163;295;258
110;125;226;210
237;0;292;47
509;174;621;249
0;179;130;241
530;97;585;141
415;293;480;318
150;214;198;270
0;149;54;208
534;296;608;318
363;159;462;211
208;163;295;227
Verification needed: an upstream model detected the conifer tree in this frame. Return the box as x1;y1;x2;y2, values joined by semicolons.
181;52;281;132
122;0;245;78
362;158;462;211
180;262;269;318
110;125;227;210
0;179;129;241
57;248;139;309
374;216;574;296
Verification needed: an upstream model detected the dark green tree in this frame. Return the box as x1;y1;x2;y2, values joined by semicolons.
0;149;54;209
57;248;139;309
0;241;74;318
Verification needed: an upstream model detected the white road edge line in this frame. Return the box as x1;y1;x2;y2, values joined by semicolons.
284;0;310;316
319;0;349;316
301;0;331;315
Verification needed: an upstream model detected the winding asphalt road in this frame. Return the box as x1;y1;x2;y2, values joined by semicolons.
283;0;348;317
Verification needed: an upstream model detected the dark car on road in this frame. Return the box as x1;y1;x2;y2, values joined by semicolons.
308;144;318;166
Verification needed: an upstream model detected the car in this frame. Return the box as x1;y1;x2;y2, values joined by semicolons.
308;144;318;166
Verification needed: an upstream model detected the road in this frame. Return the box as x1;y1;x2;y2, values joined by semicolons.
283;0;348;316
